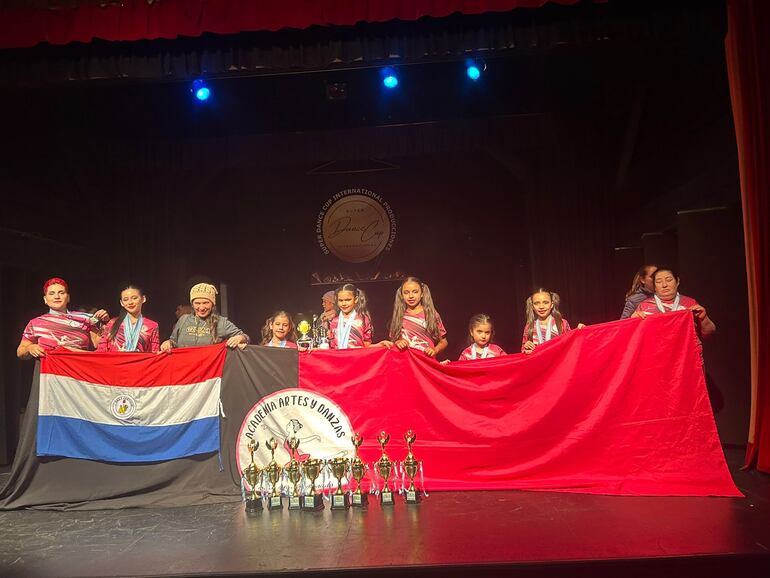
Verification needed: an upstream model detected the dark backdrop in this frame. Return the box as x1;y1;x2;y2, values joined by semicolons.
0;0;748;461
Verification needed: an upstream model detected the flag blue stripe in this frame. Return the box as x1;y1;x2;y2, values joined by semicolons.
37;415;220;462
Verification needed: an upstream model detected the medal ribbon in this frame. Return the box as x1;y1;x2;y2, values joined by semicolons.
336;311;357;349
122;314;144;352
534;315;554;343
654;293;682;313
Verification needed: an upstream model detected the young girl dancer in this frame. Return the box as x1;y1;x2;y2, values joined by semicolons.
328;283;373;349
458;314;506;360
261;310;299;348
382;277;448;358
521;289;582;354
97;285;160;352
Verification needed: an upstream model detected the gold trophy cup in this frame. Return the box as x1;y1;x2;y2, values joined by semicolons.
301;458;325;511
402;430;421;504
329;457;351;510
243;439;263;513
350;433;369;507
376;431;394;505
297;319;313;350
286;437;302;510
265;437;283;510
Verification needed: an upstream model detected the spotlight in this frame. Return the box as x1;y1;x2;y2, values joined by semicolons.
381;68;399;89
191;79;211;102
465;60;485;81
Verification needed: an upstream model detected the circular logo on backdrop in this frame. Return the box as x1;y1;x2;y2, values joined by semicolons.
316;189;396;263
235;389;354;477
110;394;137;420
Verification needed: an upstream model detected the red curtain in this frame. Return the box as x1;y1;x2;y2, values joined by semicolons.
0;0;579;49
726;1;770;473
299;312;740;496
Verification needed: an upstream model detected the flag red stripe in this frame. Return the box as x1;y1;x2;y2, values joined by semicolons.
41;343;227;387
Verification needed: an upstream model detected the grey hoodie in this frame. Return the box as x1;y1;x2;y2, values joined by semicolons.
168;314;249;348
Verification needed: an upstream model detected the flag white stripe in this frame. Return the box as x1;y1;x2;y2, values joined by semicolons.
39;374;220;427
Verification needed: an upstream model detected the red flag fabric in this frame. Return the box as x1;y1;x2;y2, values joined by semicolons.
299;310;741;496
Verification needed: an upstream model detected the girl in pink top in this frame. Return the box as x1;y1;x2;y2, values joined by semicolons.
260;310;299;349
521;288;583;354
381;277;448;358
458;314;506;360
328;283;373;349
97;285;160;353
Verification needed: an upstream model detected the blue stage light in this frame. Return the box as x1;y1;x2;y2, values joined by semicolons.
191;79;211;102
383;74;398;89
381;68;399;89
466;65;481;81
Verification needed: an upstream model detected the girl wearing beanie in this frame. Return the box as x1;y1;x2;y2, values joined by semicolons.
160;283;249;351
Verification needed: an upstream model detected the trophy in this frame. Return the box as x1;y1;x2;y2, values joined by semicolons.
243;439;263;513
286;437;302;510
264;437;283;510
350;433;369;507
301;458;325;511
297;319;313;350
312;314;330;349
376;431;394;505
329;457;351;510
402;430;422;504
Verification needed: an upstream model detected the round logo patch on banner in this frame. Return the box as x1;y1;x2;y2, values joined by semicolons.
110;394;137;420
236;389;354;475
317;189;396;263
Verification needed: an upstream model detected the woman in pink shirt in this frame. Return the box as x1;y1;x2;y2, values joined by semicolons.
632;267;716;337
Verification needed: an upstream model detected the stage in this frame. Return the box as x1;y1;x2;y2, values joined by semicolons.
0;448;767;578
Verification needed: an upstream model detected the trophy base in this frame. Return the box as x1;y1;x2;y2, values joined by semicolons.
288;496;302;510
380;490;394;506
302;494;325;511
245;498;263;513
268;495;284;511
405;489;421;504
331;493;351;510
351;493;369;508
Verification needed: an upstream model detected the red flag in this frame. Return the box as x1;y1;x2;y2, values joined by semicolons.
299;311;740;497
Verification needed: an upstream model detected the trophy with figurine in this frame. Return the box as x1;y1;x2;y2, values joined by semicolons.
286;437;302;510
312;314;330;349
264;438;284;510
243;439;263;513
376;431;395;505
401;430;423;504
350;433;369;507
297;319;313;350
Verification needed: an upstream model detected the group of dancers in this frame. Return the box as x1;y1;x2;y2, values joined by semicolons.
16;266;715;362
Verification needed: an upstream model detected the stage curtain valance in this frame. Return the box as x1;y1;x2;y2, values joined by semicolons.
0;1;726;85
0;0;585;50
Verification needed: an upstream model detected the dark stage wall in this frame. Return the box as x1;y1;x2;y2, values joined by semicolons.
0;0;750;459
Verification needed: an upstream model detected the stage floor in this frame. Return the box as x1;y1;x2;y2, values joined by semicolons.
1;449;769;578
